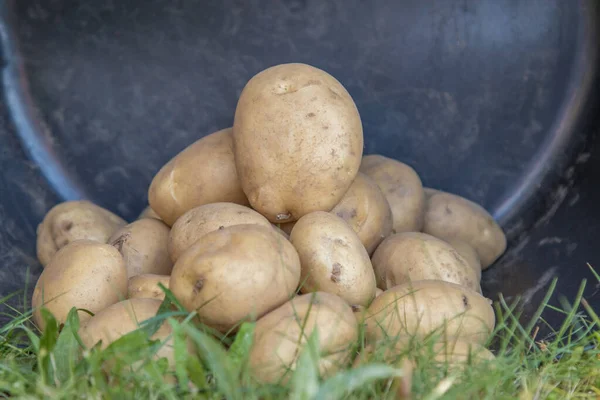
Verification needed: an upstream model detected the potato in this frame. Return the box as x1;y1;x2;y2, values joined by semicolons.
371;232;480;292
249;292;358;383
331;173;393;255
128;274;170;300
233;63;363;223
32;240;127;330
365;280;495;344
359;155;425;233
108;218;173;278
290;211;376;307
148;127;249;226
445;238;482;282
423;189;507;268
137;206;162;221
36;200;126;267
170;224;301;332
168;202;271;263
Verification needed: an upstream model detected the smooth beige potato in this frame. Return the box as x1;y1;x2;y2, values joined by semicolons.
170;224;301;332
128;274;170;300
233;63;363;223
423;189;507;268
249;292;358;383
445;238;482;282
137;206;162;221
331;173;393;255
371;232;480;292
168;202;271;263
36;201;126;267
359;155;425;233
148;128;249;226
32;240;127;330
108;218;173;278
290;212;376;307
365;280;495;344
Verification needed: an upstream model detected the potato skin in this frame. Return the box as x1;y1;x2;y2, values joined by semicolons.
331;173;393;255
365;280;495;344
168;202;271;263
371;232;480;292
249;292;358;383
359;155;425;233
36;200;126;267
137;206;162;221
148;128;249;226
128;274;170;300
423;189;507;268
32;240;128;330
169;224;301;332
109;218;173;278
233;63;363;223
445;238;482;282
290;211;376;307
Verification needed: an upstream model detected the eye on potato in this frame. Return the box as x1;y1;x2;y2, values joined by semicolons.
109;218;173;278
371;232;480;292
423;189;507;268
169;224;301;332
36;200;126;267
128;274;170;300
148;127;249;226
168;202;272;263
331;172;393;255
32;240;128;330
365;280;495;344
359;155;425;233
290;211;376;307
233;63;363;223
248;292;358;383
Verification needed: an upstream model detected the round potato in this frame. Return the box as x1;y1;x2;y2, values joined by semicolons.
137;206;162;221
365;280;495;344
445;238;482;282
359;155;425;233
233;63;363;223
36;200;126;267
290;211;376;307
108;218;173;278
169;224;301;332
168;202;271;263
249;292;358;383
423;189;507;268
128;274;170;300
371;232;480;292
331;172;393;255
148;127;249;226
32;240;128;330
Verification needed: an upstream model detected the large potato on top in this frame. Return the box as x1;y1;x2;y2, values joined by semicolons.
108;218;173;278
371;232;480;292
423;189;507;268
36;200;126;267
249;292;357;383
168;202;271;263
169;224;301;332
365;280;495;344
128;274;170;301
359;155;425;233
331;173;393;255
32;240;128;330
148;128;248;226
290;212;376;307
233;63;363;223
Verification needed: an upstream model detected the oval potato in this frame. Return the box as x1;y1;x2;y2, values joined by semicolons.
331;172;393;255
170;224;301;332
233;63;363;223
128;274;170;300
359;155;425;233
290;211;376;307
148;127;249;226
249;292;358;383
32;240;128;330
168;202;271;263
36;200;126;267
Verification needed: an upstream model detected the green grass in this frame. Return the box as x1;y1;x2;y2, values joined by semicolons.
0;271;598;400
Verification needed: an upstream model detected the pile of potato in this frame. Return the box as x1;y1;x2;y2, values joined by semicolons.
31;63;507;383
